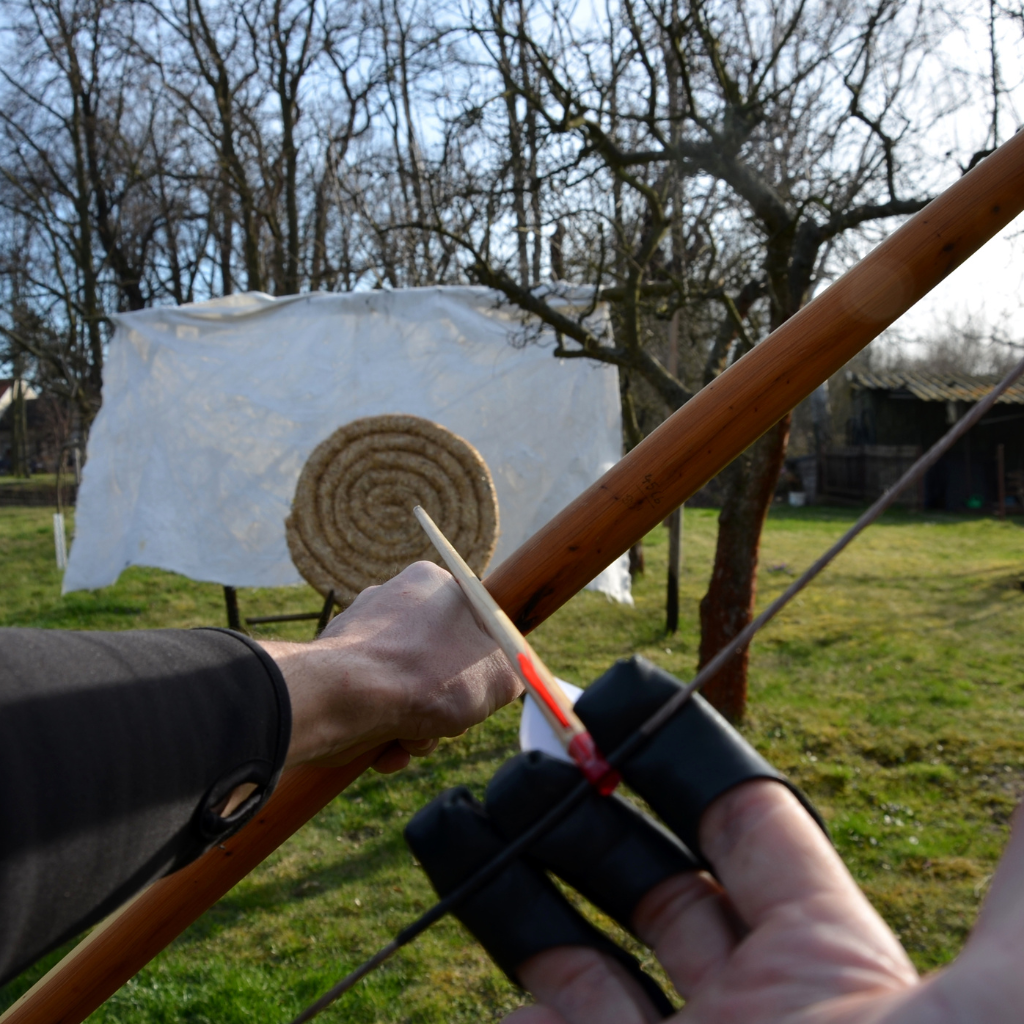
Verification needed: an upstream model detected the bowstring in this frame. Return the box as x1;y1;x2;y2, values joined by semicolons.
288;354;1024;1024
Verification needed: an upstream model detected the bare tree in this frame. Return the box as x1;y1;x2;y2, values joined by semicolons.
0;0;1008;721
405;0;978;719
0;0;166;424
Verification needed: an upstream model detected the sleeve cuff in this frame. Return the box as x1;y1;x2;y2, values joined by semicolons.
188;628;293;849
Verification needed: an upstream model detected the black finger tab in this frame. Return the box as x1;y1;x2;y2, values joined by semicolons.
404;786;675;1017
574;656;827;861
486;750;700;932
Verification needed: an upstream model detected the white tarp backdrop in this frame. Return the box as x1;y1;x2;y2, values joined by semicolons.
64;287;632;603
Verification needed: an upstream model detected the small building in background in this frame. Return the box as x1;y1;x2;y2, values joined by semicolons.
0;380;64;475
818;370;1024;512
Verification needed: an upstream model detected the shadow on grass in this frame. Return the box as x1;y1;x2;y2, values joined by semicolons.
767;504;1024;531
176;834;415;948
761;567;1024;625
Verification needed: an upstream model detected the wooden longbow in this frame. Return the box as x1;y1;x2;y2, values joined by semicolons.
4;127;1024;1024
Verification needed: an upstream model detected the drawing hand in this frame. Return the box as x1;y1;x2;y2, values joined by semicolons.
504;779;1024;1024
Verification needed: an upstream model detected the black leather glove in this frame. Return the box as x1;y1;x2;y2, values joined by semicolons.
486;749;698;932
575;656;827;864
404;654;826;1015
404;785;677;1017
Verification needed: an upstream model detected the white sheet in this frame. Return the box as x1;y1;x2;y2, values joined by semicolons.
65;287;632;604
519;679;584;763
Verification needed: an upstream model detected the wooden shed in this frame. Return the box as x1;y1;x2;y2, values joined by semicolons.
0;380;63;475
821;370;1024;512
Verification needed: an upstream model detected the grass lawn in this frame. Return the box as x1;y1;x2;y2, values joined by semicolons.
0;474;60;487
2;503;1024;1021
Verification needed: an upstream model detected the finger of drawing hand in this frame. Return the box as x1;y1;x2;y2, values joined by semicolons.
699;782;902;942
695;781;917;1001
630;870;741;998
699;782;845;922
922;805;1024;1021
965;802;1024;942
516;947;664;1024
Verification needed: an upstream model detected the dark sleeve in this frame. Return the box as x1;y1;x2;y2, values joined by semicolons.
0;627;292;986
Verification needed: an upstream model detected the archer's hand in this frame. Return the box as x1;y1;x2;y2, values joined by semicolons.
505;779;1024;1024
259;561;522;774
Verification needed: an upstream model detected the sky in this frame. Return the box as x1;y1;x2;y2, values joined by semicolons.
874;3;1024;352
891;209;1024;340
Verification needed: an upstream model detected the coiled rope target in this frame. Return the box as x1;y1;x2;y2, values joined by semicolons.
285;415;499;604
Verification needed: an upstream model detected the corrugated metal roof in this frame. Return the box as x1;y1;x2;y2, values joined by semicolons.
848;370;1024;405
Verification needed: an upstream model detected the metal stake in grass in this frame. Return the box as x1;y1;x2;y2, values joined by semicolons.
287;353;1024;1024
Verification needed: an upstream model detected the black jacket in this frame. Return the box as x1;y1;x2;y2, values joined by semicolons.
0;627;291;986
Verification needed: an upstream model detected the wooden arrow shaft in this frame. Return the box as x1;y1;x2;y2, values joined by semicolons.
4;129;1024;1024
413;505;584;745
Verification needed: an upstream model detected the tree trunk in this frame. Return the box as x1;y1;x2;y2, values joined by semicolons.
621;369;646;576
698;414;791;721
281;91;300;295
11;354;30;478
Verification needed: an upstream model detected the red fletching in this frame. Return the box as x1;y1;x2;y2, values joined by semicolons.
516;652;571;729
516;652;619;794
567;732;621;795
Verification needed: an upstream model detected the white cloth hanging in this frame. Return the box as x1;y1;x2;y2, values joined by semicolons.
64;287;632;604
